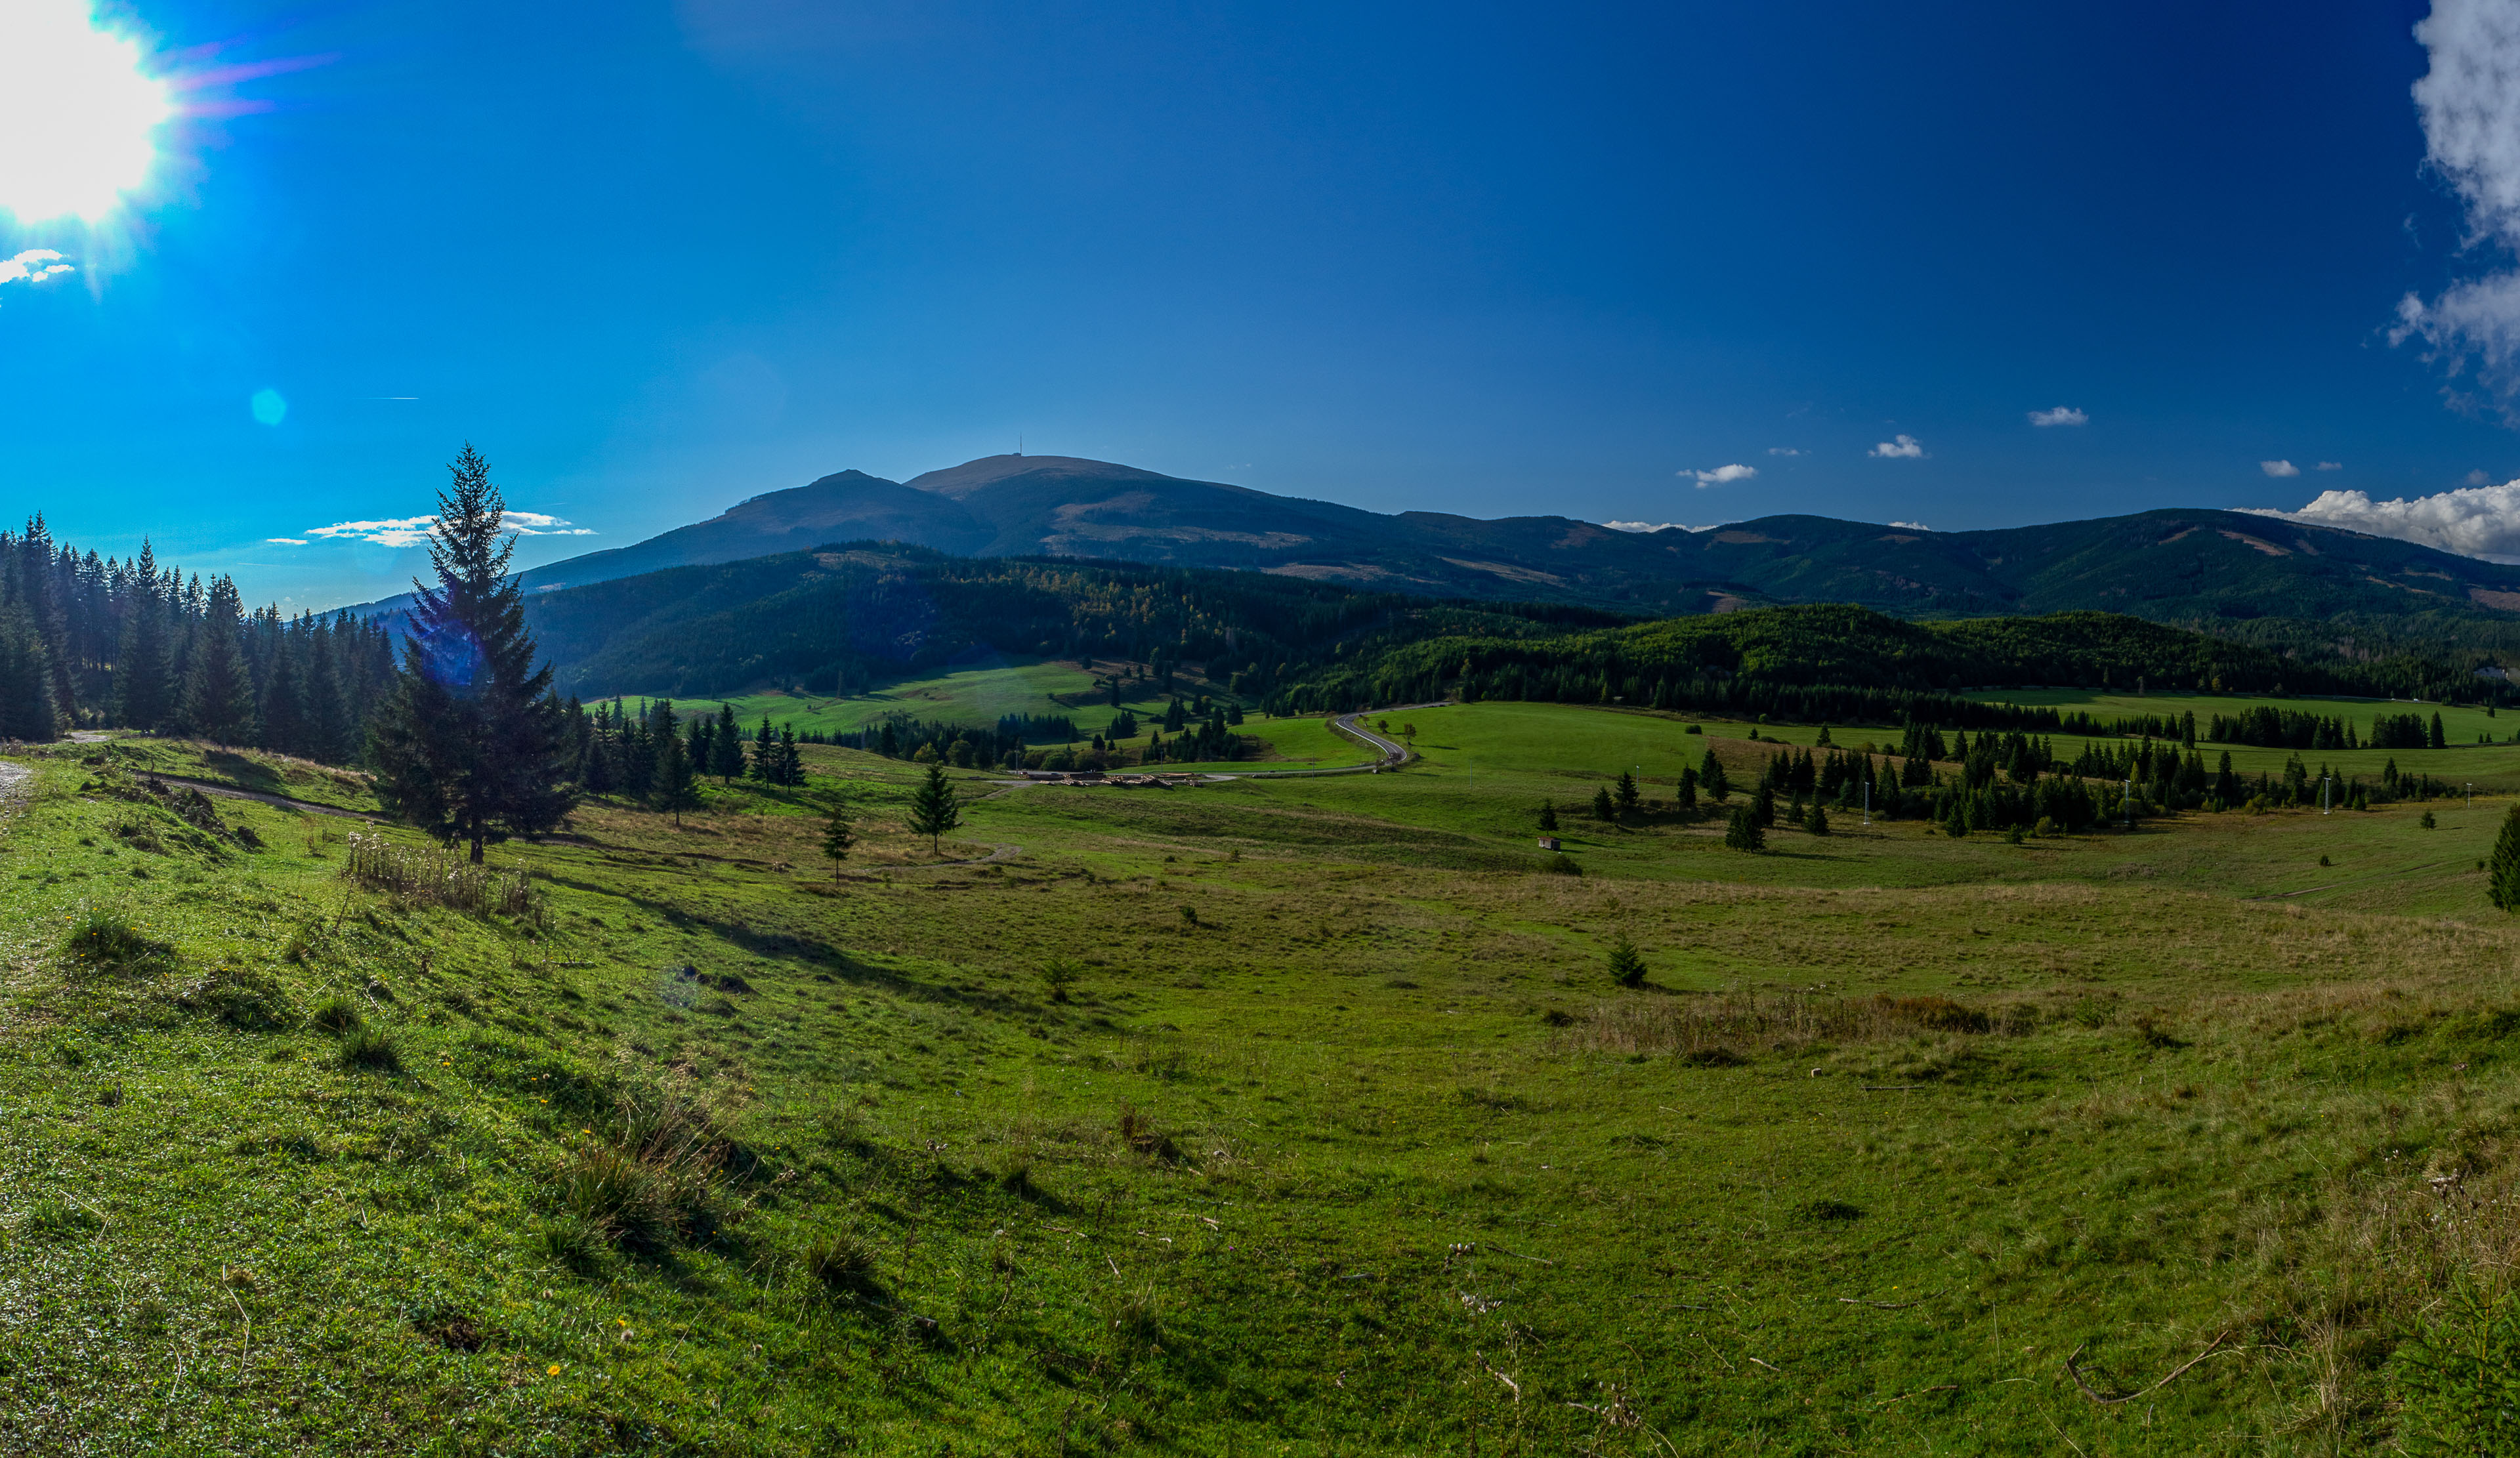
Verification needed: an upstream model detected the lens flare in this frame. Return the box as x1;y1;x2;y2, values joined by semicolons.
0;0;174;222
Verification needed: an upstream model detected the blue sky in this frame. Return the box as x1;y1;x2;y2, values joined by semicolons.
7;0;2520;607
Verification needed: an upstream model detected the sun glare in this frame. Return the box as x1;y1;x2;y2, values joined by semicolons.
0;0;173;223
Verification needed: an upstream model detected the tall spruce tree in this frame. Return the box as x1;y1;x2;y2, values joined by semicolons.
2491;804;2520;913
710;703;745;782
179;576;256;745
0;599;56;741
654;724;701;825
367;445;577;862
112;541;171;730
906;762;962;854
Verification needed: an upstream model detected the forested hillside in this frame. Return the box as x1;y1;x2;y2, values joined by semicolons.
1278;603;2509;724
0;518;397;749
516;543;1614;703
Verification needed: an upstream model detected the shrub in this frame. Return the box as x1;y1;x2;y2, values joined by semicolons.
1039;957;1082;1003
2424;810;2439;829
1543;853;1583;876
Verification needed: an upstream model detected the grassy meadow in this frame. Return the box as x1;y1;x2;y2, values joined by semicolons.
8;699;2520;1451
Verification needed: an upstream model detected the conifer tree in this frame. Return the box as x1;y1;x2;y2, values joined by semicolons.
751;717;776;780
1699;746;1729;801
1606;934;1647;988
1591;785;1616;821
259;637;309;757
710;703;745;782
2430;711;2448;750
1614;770;1640;815
1805;799;1830;836
1723;803;1764;851
777;724;805;785
2489;804;2520;913
112;541;170;730
0;599;56;741
1538;799;1558;831
366;445;578;862
654;725;701;825
180;576;255;745
821;802;856;877
907;762;962;854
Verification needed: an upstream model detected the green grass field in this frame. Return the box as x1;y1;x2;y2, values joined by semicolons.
9;699;2520;1451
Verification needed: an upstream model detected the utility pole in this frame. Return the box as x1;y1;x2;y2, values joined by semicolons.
2124;777;2133;830
1863;779;1870;827
2322;775;2330;816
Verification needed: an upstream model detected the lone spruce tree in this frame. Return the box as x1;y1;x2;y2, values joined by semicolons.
906;762;962;855
368;445;576;863
2490;804;2520;913
821;802;856;877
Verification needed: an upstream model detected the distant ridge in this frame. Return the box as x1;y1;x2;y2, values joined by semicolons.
340;453;2520;636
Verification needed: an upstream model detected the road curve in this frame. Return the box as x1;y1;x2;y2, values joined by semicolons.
1219;701;1451;779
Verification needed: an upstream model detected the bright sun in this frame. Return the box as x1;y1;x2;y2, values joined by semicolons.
0;0;173;223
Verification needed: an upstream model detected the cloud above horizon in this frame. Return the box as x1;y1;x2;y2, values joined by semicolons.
1869;434;1926;459
2391;1;2520;416
1681;463;1756;488
1765;446;1803;457
2261;459;2301;477
2249;479;2520;561
1889;519;1931;531
297;510;595;548
2026;406;2087;427
0;249;74;293
1605;520;1717;533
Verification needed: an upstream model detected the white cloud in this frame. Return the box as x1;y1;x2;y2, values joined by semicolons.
2393;3;2520;413
2249;479;2520;560
1765;446;1804;457
2027;406;2088;427
303;510;593;547
1869;434;1926;459
2317;461;2344;471
1605;520;1691;533
505;510;596;536
1888;520;1931;531
2260;459;2301;478
264;537;308;546
2472;469;2496;485
1679;463;1757;488
0;248;73;293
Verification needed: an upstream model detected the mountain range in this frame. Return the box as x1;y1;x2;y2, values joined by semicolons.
350;453;2520;652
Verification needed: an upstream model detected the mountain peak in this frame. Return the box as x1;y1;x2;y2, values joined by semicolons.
904;453;1175;499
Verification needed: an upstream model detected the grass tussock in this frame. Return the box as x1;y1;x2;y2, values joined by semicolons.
549;1075;736;1254
58;904;175;974
343;831;541;921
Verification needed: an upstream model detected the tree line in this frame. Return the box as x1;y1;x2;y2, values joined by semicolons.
0;518;398;749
